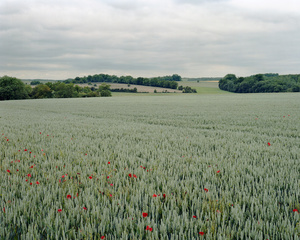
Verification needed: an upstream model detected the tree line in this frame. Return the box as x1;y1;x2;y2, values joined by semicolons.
64;73;181;89
219;73;300;93
0;76;111;101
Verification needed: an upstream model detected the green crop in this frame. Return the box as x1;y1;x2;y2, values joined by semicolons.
0;93;299;239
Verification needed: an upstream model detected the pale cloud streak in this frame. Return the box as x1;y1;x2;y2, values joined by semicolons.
0;0;300;79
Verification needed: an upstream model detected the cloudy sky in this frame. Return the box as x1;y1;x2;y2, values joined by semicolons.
1;0;300;79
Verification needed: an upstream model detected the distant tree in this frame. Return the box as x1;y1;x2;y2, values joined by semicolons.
31;84;52;99
0;76;29;100
30;80;41;85
219;73;300;93
98;83;112;97
172;74;182;81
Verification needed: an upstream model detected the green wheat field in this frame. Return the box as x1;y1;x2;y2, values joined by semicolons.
1;93;299;239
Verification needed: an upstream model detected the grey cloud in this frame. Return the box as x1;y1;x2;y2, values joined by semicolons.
1;0;300;79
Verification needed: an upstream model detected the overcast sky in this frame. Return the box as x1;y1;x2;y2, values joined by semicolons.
1;0;300;79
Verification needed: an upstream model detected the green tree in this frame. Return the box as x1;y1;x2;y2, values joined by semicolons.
31;84;52;99
30;80;41;85
98;83;112;97
0;76;29;100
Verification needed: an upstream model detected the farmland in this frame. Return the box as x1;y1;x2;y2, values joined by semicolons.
0;93;300;239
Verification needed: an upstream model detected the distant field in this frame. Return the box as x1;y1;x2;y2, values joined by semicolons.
25;79;228;95
78;83;182;93
1;93;299;239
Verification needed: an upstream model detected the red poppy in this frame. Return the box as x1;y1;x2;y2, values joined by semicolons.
142;212;148;217
30;183;32;185
204;188;208;192
133;174;137;178
17;169;19;172
36;181;40;185
7;139;9;141
24;149;27;151
110;183;113;186
30;166;33;168
27;174;31;177
6;169;10;173
128;174;132;178
199;232;204;235
107;176;109;179
58;209;62;212
108;161;110;164
3;207;5;213
153;194;157;197
193;215;197;218
89;176;92;179
83;207;87;210
110;194;112;197
293;209;299;213
149;228;153;232
100;237;105;239
268;142;271;146
67;195;72;199
216;170;220;173
163;194;166;198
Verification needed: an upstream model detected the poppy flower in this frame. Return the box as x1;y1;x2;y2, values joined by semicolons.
107;176;109;179
58;209;62;212
268;142;271;146
24;149;27;152
109;194;112;197
128;174;132;178
67;195;72;199
3;207;5;213
163;194;166;198
100;237;105;239
7;139;9;141
89;176;92;179
146;226;153;231
30;183;32;185
142;212;148;217
133;174;137;178
83;207;87;210
27;174;31;177
36;181;40;185
216;170;220;173
62;175;65;178
17;169;19;172
204;188;208;192
108;161;110;164
30;166;33;168
199;232;204;235
293;209;299;213
110;183;113;186
6;170;10;173
153;194;157;197
193;215;197;218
